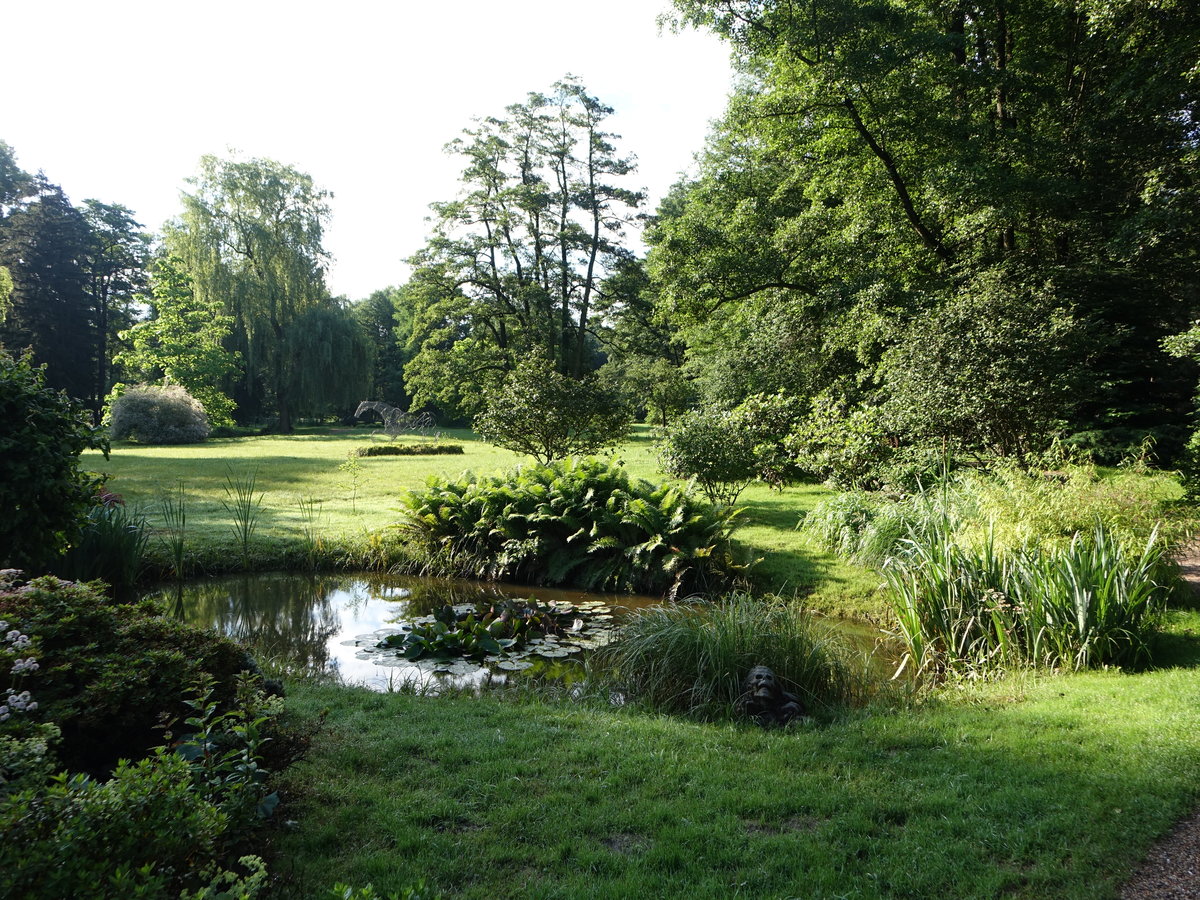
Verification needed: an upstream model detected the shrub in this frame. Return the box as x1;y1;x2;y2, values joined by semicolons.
727;392;808;490
0;575;255;775
399;457;747;596
0;349;107;571
884;522;1172;677
109;383;210;444
659;407;759;505
597;594;862;718
355;443;464;457
784;393;894;490
474;355;631;463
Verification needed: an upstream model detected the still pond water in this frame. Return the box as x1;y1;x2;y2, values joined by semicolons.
146;572;662;691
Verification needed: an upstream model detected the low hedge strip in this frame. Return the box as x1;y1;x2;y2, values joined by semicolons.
356;443;465;457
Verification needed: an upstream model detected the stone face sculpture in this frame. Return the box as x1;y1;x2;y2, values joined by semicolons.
735;665;806;727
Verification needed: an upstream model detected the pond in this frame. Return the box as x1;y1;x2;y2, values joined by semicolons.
145;572;662;691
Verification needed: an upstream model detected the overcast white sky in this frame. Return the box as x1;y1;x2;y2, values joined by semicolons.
5;1;733;299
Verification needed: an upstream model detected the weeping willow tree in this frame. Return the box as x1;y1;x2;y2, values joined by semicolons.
166;154;366;430
284;304;372;419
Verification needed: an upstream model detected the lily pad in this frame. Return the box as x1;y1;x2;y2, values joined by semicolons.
495;659;534;672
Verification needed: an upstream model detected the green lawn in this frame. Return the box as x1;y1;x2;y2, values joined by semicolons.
86;426;879;613
272;611;1200;899
83;428;1200;898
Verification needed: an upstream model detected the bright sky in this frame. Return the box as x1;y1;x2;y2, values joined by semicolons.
6;1;733;300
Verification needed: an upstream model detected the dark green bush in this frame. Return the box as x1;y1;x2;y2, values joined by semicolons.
399;457;747;596
109;383;210;444
0;576;253;775
0;349;107;571
659;407;759;505
355;443;464;457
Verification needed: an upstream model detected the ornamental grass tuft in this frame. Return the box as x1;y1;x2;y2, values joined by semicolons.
596;593;865;718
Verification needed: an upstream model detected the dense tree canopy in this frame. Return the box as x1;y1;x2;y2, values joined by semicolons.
656;0;1200;460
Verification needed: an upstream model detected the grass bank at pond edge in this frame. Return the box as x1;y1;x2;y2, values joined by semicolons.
272;612;1200;899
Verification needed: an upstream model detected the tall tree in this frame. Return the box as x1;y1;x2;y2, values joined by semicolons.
352;286;413;408
80;200;150;414
167;154;335;431
0;177;94;400
404;78;642;417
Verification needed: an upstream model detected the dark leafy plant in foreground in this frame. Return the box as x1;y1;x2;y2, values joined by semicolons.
399;457;747;596
596;594;863;718
884;522;1171;677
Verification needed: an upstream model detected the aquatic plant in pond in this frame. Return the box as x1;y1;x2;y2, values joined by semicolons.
372;597;618;676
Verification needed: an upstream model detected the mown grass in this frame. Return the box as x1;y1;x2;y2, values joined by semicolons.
271;611;1200;899
84;425;875;610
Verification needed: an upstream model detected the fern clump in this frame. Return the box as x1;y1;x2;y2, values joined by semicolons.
398;457;748;596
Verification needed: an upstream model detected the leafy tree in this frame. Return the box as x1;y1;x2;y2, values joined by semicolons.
656;0;1200;454
0;179;94;400
879;269;1088;461
352;286;412;408
114;256;239;427
283;303;372;419
474;354;631;463
0;350;107;571
167;154;335;431
405;78;642;414
79;201;150;415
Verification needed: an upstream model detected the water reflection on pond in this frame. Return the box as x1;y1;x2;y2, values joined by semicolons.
145;573;661;691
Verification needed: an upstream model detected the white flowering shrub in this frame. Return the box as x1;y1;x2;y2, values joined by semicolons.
109;383;210;444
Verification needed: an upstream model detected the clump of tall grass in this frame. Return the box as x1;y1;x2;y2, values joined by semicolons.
157;481;188;579
596;594;864;718
56;501;150;592
885;521;1172;678
223;466;264;566
398;457;748;596
802;462;1183;567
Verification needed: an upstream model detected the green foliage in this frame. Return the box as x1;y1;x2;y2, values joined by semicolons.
0;754;230;898
223;467;264;565
801;463;1183;570
167;154;335;431
474;355;631;464
0;576;253;775
658;407;758;505
398;457;746;596
727;392;807;490
0;349;107;570
879;271;1086;460
404;78;642;414
655;0;1200;462
115;256;238;427
597;594;861;718
784;393;894;490
109;383;211;444
381;599;581;662
355;443;464;457
283;304;373;420
885;522;1171;678
55;500;150;592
